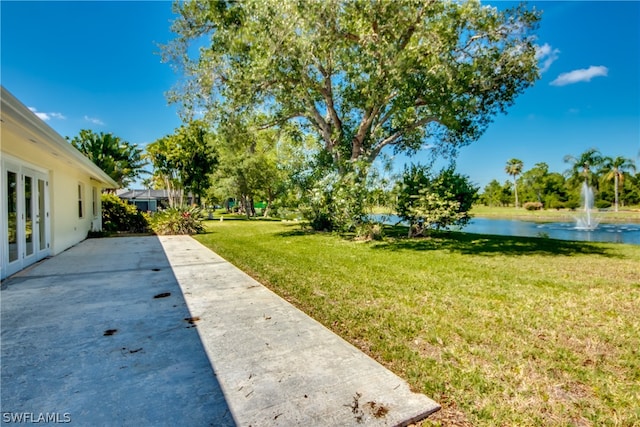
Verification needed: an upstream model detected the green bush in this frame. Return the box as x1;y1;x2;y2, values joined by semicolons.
395;165;478;236
101;193;149;233
565;199;581;210
300;170;369;232
355;222;384;241
547;200;565;210
148;206;205;235
595;200;612;209
523;201;543;211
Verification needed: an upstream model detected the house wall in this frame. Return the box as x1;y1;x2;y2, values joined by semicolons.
2;136;103;256
1;86;116;280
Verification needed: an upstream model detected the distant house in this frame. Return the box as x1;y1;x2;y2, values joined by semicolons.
1;86;117;280
116;189;170;212
117;189;194;212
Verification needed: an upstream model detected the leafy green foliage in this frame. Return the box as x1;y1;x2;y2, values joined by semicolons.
300;168;369;232
164;0;540;171
600;155;636;211
69;130;147;188
396;165;478;236
563;148;604;189
479;179;512;207
210;114;306;218
101;194;149;233
148;206;205;235
146;120;217;207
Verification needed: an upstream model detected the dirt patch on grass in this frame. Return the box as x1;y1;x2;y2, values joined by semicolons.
412;338;443;362
418;398;472;427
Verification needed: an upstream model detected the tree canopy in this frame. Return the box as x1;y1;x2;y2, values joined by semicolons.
146;120;217;206
163;0;541;172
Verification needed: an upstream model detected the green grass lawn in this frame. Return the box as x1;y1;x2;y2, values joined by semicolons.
194;220;640;426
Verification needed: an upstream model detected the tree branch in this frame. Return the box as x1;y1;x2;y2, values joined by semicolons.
351;106;379;160
315;58;343;139
304;95;333;150
369;116;438;161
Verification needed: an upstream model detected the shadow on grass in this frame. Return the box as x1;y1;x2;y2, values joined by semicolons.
271;222;619;257
373;227;616;257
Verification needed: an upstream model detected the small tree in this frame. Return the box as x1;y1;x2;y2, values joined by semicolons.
146;120;217;207
301;165;370;232
396;165;478;237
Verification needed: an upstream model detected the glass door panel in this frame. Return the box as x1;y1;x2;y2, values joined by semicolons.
38;179;46;251
7;171;18;262
25;175;34;256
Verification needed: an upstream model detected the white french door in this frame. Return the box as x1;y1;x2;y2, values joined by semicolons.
2;161;50;279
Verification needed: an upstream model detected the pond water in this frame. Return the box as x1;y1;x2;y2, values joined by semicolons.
464;218;640;245
374;215;640;245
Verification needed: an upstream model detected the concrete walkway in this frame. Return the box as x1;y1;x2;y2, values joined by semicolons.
1;236;439;426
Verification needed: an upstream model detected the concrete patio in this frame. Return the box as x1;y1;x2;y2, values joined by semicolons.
1;235;439;426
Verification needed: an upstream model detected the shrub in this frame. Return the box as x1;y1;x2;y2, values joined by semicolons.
148;206;205;235
548;200;565;210
355;222;384;241
101;193;149;233
300;169;369;232
395;165;478;236
523;201;543;211
595;200;612;209
565;199;581;210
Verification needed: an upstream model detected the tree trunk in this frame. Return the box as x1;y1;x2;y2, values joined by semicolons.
614;173;619;212
249;196;256;217
263;189;274;217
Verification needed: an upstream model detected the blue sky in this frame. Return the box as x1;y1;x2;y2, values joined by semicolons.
2;1;638;189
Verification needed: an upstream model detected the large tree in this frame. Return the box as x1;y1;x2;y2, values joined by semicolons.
69;129;146;188
163;0;541;174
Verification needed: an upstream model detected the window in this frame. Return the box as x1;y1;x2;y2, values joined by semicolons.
92;186;98;218
78;183;85;218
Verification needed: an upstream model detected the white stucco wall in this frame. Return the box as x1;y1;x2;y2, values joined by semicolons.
2;139;102;256
1;86;116;280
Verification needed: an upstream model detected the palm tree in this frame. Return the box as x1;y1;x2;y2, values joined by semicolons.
69;130;147;188
601;156;636;211
505;158;523;208
563;148;603;189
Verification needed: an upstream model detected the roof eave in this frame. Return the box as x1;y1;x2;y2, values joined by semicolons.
1;86;119;188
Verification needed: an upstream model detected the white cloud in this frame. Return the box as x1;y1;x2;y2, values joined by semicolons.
84;115;105;125
550;65;608;86
28;107;66;121
535;43;560;73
